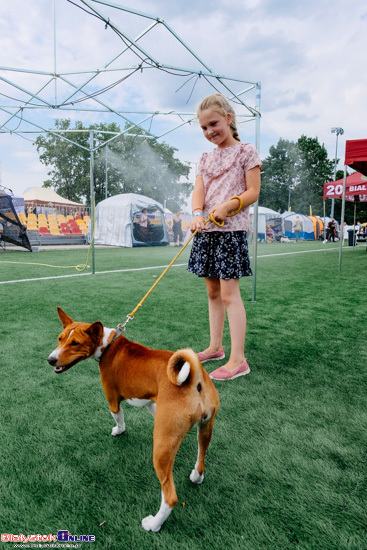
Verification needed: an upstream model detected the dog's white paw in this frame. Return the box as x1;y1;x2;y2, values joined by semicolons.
141;515;162;532
190;468;204;484
111;425;125;436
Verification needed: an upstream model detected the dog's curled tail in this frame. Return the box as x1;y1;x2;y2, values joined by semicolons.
167;349;201;386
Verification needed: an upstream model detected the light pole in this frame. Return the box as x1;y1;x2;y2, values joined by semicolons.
287;185;293;211
331;127;344;218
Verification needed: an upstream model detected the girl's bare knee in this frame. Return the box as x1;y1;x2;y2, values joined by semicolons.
205;278;221;301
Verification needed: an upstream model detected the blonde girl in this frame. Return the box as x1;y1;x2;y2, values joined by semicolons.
188;94;261;381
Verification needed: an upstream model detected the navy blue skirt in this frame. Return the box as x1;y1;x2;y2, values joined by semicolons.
187;231;252;279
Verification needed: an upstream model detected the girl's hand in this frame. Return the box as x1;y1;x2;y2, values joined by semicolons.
211;203;229;223
190;214;206;233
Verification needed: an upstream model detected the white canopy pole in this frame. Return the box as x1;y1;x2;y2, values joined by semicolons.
89;130;96;275
251;83;261;302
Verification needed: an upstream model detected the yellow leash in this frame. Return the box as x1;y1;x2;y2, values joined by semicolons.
117;196;243;332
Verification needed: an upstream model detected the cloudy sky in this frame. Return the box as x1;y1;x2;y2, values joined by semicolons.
1;0;366;197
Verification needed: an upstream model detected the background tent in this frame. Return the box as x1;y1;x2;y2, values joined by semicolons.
281;212;315;240
23;186;85;215
344;139;367;176
0;191;31;251
338;139;367;270
323;171;367;203
250;205;266;241
250;206;282;241
90;193;168;247
308;216;325;239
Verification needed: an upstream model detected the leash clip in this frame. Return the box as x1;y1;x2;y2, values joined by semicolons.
117;314;134;333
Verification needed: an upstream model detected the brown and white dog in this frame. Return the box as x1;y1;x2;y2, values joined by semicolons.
48;307;219;532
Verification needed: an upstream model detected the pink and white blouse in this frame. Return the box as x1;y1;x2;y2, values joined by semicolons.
197;142;261;232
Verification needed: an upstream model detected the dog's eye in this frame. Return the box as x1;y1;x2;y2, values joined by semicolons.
70;341;79;346
58;336;62;342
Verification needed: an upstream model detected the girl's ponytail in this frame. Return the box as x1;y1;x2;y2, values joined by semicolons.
230;122;240;142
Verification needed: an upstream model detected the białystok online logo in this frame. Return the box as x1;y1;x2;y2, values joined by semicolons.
1;530;95;543
58;531;95;542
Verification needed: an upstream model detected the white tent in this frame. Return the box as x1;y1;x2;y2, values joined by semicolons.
250;206;282;241
90;193;168;248
281;212;315;240
23;186;83;206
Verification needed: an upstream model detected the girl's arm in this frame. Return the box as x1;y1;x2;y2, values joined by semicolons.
190;175;207;232
212;166;261;222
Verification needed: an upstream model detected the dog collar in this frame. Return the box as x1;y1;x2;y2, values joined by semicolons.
96;328;123;362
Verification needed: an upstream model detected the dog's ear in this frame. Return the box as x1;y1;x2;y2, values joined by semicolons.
57;307;74;328
85;321;104;344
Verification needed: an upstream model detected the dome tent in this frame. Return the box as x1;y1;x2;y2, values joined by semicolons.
281;212;315;240
89;193;168;247
308;216;324;239
249;206;282;241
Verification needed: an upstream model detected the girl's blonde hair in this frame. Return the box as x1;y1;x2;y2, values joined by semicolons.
196;93;240;142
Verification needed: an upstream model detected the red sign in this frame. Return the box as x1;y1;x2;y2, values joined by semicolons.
323;172;367;202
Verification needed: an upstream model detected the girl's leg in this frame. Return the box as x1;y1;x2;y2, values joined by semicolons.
220;278;246;371
201;277;225;355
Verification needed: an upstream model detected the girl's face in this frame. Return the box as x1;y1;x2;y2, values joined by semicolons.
198;108;236;148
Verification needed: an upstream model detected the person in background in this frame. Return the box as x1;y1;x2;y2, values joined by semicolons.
139;208;149;228
293;215;303;242
172;209;183;246
188;93;261;381
327;218;336;242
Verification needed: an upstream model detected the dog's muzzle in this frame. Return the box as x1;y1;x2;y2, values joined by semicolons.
48;355;79;374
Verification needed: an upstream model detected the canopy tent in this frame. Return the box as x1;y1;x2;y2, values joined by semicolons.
323;172;367;202
23;187;85;215
0;191;32;251
338;139;367;271
89;193;168;248
2;0;261;297
344;139;367;176
281;212;315;240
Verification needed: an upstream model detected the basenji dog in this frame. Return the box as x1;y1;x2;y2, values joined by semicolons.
48;307;220;532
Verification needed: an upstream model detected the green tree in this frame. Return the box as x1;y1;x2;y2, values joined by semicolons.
34;119;91;202
260;138;298;212
34;120;192;208
292;135;334;215
260;136;334;215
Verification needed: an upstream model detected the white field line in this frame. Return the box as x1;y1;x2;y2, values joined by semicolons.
0;246;351;285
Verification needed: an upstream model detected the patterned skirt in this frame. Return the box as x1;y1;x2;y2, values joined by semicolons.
187;231;252;279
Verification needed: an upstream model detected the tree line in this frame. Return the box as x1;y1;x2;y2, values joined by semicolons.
260;136;366;222
34;120;366;222
34;120;191;213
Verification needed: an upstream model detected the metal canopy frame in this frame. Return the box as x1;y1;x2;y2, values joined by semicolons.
0;0;261;298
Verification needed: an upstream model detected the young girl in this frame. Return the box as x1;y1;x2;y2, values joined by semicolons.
188;93;261;381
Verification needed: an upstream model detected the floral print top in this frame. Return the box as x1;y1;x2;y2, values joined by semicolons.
197;142;261;232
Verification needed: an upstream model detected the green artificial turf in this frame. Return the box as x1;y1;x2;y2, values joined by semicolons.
0;242;366;549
